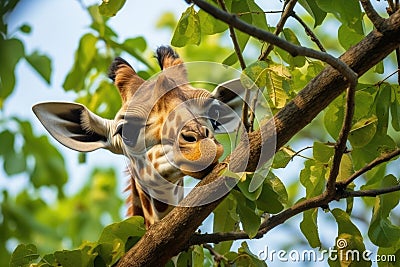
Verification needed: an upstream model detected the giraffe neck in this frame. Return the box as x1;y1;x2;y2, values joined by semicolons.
126;144;184;227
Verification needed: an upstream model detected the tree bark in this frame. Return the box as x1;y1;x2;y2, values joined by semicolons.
117;10;400;267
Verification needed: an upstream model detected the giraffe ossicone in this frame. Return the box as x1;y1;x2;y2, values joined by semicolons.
33;46;274;228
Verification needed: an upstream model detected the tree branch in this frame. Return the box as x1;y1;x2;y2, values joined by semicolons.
259;0;298;60
325;78;356;195
340;185;400;198
189;182;400;245
116;7;400;267
291;11;326;52
337;148;400;188
215;0;251;132
360;0;386;31
190;0;358;89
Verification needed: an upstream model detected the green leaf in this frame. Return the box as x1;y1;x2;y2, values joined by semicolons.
298;0;327;27
256;173;286;214
264;65;291;109
374;60;384;74
338;23;364;50
237;173;263;201
313;141;334;163
213;194;238;254
300;159;326;198
354;91;374;120
0;37;25;108
390;85;400;131
368;175;400;247
237;242;267;267
222;52;238;66
300;208;321;248
171;6;201;47
10;244;39;267
234;191;260;238
19;24;31;34
324;96;344;139
177;249;193;267
352;133;396;170
25;51;52;84
4;151;26;175
63;33;98;91
348;115;378;148
330;209;371;267
316;0;363;34
272;147;293;169
276;28;306;67
98;0;126;17
192;245;204;267
336;154;354;183
198;1;227;34
241;61;269;89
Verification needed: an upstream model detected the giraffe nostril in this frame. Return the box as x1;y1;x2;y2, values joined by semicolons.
181;132;197;143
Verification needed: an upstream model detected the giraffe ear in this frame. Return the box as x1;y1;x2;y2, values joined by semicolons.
156;46;187;83
108;57;145;103
210;78;258;133
32;102;121;153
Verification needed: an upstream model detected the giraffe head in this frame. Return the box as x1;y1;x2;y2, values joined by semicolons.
108;46;234;181
33;46;246;225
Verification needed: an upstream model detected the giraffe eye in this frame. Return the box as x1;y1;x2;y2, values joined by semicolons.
210;119;221;131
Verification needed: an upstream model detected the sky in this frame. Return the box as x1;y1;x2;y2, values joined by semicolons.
2;0;394;266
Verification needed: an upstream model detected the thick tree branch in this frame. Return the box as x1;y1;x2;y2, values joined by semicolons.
337;148;400;188
117;8;400;267
259;0;298;60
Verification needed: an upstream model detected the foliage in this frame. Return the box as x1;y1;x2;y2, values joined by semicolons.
1;0;400;266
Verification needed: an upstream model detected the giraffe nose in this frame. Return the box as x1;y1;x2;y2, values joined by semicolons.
180;126;213;144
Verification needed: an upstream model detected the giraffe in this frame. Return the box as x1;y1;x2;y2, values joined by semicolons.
33;46;245;228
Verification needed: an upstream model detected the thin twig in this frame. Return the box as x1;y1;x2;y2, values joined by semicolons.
341;184;400;198
259;0;298;61
237;10;283;16
397;49;400;85
375;68;400;86
248;90;259;131
360;0;386;31
337;148;400;188
189;0;358;87
291;11;326;52
325;82;356;195
203;244;228;262
216;0;251;132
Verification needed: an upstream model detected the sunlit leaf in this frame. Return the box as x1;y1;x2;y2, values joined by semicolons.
348;115;378;148
313;141;334;163
329;209;371;267
98;0;126;17
171;6;201;47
